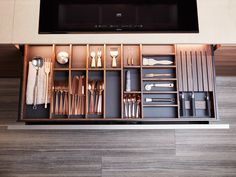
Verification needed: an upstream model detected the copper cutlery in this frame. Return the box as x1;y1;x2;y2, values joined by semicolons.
53;83;69;115
123;94;140;119
70;76;79;114
88;80;104;115
110;48;119;67
88;80;96;114
69;75;86;115
144;73;173;78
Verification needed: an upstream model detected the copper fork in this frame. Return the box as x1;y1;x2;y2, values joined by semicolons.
44;58;51;108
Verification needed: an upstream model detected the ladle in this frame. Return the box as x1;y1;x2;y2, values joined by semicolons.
32;57;44;109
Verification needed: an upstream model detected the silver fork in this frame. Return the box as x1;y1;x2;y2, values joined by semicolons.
44;58;51;108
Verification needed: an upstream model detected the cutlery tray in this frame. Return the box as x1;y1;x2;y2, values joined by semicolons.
20;44;218;123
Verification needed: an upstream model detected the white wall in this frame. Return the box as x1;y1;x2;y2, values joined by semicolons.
2;0;236;44
0;0;15;43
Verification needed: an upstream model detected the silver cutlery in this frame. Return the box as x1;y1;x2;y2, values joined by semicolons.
123;96;128;118
97;81;104;114
143;58;173;66
136;95;141;118
32;56;44;109
145;83;174;91
128;96;132;118
132;96;136;118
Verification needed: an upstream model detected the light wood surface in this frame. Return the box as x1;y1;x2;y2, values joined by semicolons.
11;0;236;44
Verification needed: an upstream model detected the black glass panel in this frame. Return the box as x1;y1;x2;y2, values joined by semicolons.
39;0;199;33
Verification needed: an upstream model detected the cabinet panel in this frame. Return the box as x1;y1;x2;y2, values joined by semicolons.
0;0;15;43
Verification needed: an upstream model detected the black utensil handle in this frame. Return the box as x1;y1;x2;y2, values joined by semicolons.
151;98;174;102
181;93;186;117
192;92;196;117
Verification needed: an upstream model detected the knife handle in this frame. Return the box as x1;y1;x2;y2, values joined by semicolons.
181;93;186;117
191;92;196;117
206;92;211;117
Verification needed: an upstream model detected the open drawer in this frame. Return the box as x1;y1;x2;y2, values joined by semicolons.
19;44;218;123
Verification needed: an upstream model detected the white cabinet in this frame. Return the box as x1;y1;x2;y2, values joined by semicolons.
0;0;15;43
13;0;40;44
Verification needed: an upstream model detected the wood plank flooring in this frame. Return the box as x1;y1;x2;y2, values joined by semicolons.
0;76;235;176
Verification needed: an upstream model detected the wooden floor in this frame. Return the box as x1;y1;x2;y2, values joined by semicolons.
0;76;235;177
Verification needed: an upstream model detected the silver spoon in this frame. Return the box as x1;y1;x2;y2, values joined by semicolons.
32;57;44;109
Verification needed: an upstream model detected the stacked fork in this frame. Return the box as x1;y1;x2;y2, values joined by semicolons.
44;58;52;108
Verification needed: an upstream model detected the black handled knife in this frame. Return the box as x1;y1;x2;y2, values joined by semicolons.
191;92;196;117
206;92;211;117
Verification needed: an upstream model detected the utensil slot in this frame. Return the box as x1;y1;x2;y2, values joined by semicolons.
143;106;178;118
105;71;121;118
52;71;69;118
123;68;141;92
143;93;177;106
87;71;104;118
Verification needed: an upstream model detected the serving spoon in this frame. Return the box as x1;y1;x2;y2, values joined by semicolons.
32;57;44;109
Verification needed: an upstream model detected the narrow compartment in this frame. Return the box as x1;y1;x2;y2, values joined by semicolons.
23;45;53;120
123;93;141;119
142;45;175;55
71;45;87;69
143;93;177;106
106;44;121;69
143;107;178;118
87;71;104;118
123;45;140;67
54;45;70;69
105;71;121;118
52;71;69;119
69;71;86;118
27;45;53;59
123;69;141;92
89;45;104;69
142;68;176;79
142;55;175;67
